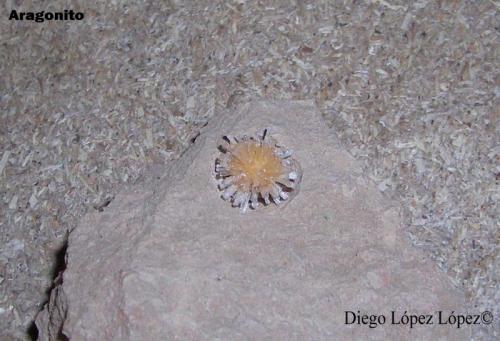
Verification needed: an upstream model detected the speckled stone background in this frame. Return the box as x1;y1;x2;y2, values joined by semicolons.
0;0;498;339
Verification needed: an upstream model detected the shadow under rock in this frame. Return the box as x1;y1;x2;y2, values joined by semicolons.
27;236;69;340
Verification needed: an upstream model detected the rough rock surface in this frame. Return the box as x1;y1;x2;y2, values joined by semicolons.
36;101;470;340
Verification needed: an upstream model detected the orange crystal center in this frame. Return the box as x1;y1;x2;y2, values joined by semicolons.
228;142;283;191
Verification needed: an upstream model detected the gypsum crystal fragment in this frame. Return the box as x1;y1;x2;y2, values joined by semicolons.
215;130;302;212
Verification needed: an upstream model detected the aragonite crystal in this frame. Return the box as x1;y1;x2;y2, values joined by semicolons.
215;130;302;212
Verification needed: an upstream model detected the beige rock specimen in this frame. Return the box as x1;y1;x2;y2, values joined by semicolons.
36;101;470;340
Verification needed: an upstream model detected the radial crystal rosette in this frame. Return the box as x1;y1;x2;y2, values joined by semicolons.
214;130;302;212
